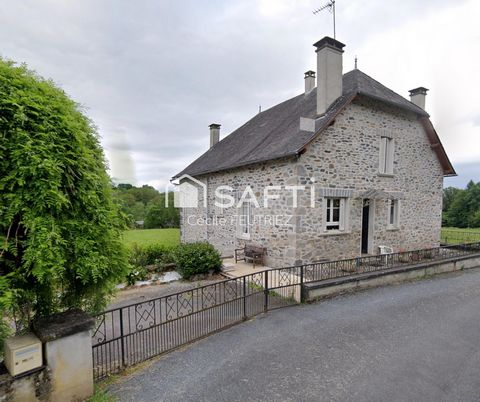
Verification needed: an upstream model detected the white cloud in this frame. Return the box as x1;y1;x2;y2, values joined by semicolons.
354;0;480;164
0;0;478;190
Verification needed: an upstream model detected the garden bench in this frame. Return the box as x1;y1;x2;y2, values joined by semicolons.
234;245;266;268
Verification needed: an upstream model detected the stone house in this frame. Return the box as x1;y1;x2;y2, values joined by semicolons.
173;37;455;268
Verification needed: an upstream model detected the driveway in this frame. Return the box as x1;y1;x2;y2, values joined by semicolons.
107;268;480;402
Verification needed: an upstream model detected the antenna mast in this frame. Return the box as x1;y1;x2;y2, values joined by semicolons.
313;0;336;39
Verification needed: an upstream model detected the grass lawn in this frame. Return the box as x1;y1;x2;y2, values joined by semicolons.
122;228;180;248
441;227;480;244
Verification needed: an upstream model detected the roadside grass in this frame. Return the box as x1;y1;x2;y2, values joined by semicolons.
441;227;480;244
122;228;180;248
87;386;116;402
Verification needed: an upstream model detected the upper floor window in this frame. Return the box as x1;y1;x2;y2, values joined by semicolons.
379;136;394;175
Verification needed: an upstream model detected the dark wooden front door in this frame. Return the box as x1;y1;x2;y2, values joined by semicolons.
361;199;370;254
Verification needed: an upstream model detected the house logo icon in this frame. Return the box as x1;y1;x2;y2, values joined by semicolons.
173;174;207;208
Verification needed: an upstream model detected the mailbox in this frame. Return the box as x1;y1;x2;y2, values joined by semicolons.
4;333;42;376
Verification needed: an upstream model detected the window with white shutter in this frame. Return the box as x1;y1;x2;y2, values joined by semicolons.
236;189;253;239
388;199;400;229
379;136;394;175
323;198;348;232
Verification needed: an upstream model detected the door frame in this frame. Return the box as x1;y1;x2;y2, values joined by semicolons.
361;198;375;254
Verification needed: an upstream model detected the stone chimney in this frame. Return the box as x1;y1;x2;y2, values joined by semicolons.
409;87;428;110
304;70;316;94
209;124;220;148
314;36;345;116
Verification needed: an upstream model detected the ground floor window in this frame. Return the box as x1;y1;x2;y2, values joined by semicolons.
236;192;253;238
388;199;400;229
324;197;347;232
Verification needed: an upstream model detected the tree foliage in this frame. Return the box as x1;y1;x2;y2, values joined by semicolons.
112;185;179;228
443;181;480;228
0;59;129;331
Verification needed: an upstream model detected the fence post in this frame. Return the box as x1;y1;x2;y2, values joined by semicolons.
300;265;305;303
119;309;126;368
242;278;247;321
264;270;269;313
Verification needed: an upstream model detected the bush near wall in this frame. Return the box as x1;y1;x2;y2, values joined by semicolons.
126;242;222;283
129;244;175;270
173;243;222;280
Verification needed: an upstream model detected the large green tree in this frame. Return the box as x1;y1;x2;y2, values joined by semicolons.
443;181;480;228
112;184;179;228
0;59;129;332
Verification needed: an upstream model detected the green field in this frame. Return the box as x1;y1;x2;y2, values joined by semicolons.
122;228;180;248
441;227;480;244
121;227;480;248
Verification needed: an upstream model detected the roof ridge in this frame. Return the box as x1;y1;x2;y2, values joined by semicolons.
347;68;428;115
173;68;437;180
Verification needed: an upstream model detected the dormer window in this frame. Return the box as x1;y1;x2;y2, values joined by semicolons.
379;136;394;175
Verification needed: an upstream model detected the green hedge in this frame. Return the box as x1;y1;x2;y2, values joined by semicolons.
173;242;222;280
126;242;222;283
129;243;175;270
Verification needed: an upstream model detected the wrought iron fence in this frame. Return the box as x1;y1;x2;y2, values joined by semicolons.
441;230;480;245
92;267;301;380
301;243;480;283
92;242;480;380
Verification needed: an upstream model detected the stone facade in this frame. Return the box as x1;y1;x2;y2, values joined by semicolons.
181;96;444;268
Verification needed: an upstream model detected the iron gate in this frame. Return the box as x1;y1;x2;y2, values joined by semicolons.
92;267;302;380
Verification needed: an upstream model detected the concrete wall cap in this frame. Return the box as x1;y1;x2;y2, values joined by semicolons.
32;309;95;343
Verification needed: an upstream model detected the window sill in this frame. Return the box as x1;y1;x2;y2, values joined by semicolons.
378;173;394;178
319;230;351;237
387;226;399;231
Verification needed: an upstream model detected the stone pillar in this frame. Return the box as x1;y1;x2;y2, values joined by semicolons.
33;309;95;402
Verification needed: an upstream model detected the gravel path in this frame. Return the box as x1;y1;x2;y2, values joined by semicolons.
108;276;224;310
107;268;480;402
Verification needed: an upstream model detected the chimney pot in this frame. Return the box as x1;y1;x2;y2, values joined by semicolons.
209;124;220;148
314;36;345;116
304;70;316;94
409;87;428;110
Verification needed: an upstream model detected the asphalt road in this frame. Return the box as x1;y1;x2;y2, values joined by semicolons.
107;268;480;402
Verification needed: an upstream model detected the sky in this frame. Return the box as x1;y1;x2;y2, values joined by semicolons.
0;0;478;190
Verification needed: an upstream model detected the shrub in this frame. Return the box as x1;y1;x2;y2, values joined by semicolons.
173;243;222;280
0;58;129;335
144;244;175;267
128;243;175;272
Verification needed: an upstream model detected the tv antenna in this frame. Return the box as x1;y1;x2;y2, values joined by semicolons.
313;0;336;39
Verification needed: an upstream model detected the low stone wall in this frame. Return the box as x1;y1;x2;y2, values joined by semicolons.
304;254;480;301
0;309;95;402
0;366;50;402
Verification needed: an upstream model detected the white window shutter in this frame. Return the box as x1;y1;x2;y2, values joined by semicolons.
379;138;387;173
339;198;346;231
396;199;401;227
387;139;395;174
322;198;327;232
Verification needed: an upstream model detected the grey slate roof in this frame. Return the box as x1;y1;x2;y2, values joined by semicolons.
173;69;429;179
